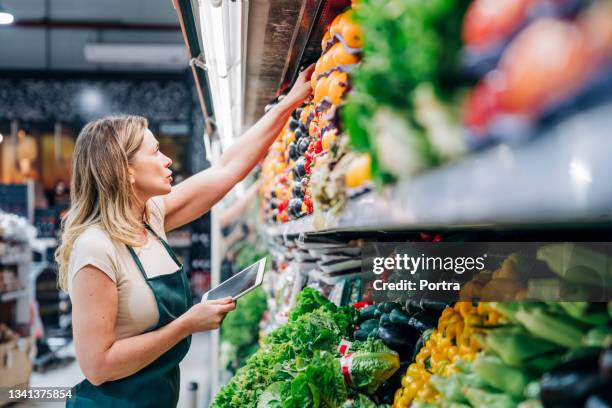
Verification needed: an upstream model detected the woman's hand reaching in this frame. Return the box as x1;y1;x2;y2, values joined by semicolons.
180;297;236;334
282;64;316;111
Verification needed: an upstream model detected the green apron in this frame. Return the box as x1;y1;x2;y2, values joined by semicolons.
67;225;192;408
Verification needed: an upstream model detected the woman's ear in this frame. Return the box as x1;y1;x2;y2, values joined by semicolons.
128;168;136;185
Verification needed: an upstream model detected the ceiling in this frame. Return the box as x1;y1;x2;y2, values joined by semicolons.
0;0;186;72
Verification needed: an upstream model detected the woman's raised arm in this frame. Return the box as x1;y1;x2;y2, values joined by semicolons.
162;65;314;232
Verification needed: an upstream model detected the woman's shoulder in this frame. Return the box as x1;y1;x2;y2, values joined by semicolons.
72;224;118;255
68;225;119;291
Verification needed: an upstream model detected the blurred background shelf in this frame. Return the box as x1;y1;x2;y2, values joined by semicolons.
0;289;27;303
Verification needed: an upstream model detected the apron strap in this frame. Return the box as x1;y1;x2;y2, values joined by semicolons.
126;224;182;280
143;224;182;268
126;246;149;282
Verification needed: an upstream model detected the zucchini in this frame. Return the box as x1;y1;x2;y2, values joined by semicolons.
354;327;370;341
358;319;379;333
368;327;379;339
378;301;402;313
360;304;379;321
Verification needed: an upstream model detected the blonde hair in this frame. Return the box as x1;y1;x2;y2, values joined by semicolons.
56;115;150;292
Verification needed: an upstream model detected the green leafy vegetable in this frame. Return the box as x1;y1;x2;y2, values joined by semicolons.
344;340;400;394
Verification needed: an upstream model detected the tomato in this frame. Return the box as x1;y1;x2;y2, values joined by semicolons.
464;79;501;134
463;0;531;47
499;18;589;113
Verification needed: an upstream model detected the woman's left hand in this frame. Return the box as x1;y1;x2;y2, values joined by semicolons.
282;64;316;110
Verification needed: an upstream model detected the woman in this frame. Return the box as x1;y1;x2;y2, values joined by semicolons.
56;65;314;407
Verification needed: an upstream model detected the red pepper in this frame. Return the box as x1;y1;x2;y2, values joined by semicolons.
353;301;372;310
278;198;289;212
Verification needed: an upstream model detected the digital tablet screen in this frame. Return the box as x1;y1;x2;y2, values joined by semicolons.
205;259;263;301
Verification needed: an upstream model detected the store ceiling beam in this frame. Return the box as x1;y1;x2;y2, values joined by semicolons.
11;20;180;31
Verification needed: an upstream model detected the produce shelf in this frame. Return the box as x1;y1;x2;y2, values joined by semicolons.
263;101;612;236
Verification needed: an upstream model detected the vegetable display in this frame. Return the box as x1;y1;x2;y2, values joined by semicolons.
212;288;400;408
221;287;268;371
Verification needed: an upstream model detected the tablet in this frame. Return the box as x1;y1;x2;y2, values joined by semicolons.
201;257;266;301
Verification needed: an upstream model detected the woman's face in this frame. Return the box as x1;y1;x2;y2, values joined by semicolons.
129;129;173;199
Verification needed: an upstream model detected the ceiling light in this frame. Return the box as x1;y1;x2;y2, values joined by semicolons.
84;43;188;68
0;2;14;25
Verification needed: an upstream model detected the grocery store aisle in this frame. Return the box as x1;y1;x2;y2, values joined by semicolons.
22;332;212;407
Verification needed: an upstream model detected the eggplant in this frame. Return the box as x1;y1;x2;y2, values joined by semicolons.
294;128;304;140
407;317;430;333
411;310;439;330
586;394;612;408
541;372;606;407
378;323;420;357
420;300;451;312
375;361;411;404
540;349;607;407
389;309;412;326
601;348;612;378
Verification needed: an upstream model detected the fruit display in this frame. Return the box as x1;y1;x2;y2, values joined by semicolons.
260;4;369;223
342;0;470;184
341;0;612;183
464;0;612;147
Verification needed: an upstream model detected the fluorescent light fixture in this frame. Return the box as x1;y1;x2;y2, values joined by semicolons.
84;43;188;68
0;11;13;25
0;1;13;25
197;0;248;146
210;4;229;77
